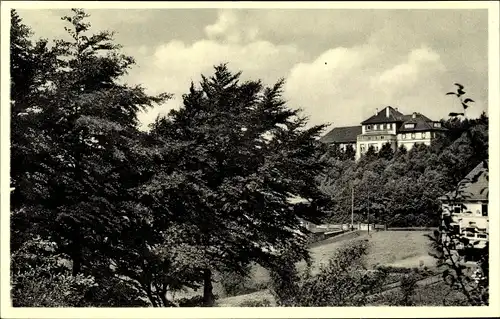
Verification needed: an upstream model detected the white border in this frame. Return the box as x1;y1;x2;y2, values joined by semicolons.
1;1;499;318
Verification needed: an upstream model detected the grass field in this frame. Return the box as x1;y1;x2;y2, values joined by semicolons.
215;230;436;306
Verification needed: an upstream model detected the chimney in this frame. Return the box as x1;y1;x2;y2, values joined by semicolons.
412;112;417;119
375;108;379;115
395;107;399;112
386;107;390;118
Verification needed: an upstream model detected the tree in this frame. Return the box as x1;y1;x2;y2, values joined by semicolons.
378;142;394;160
10;9;172;307
426;84;489;306
149;64;329;306
344;144;356;161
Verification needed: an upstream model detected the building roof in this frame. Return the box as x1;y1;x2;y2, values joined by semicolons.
320;125;362;144
398;113;446;133
440;161;489;202
361;106;405;124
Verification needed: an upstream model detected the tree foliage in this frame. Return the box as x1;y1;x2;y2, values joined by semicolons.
149;64;329;305
320;114;488;227
11;9;329;307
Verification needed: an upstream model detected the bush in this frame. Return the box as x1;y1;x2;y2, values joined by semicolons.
238;299;272;307
177;295;205;307
269;240;388;306
218;265;265;297
11;238;97;307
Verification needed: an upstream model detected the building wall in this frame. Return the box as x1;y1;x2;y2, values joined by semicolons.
441;201;489;245
396;131;434;151
356;133;397;160
362;123;397;135
339;142;356;151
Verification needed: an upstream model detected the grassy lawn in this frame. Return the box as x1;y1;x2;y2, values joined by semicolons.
300;230;435;272
214;230;437;306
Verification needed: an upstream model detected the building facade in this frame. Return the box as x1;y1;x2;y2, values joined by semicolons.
320;106;446;160
439;161;489;251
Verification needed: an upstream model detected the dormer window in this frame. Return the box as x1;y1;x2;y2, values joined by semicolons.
404;123;415;129
433;122;441;128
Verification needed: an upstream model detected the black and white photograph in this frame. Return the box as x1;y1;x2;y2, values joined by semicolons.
1;1;499;317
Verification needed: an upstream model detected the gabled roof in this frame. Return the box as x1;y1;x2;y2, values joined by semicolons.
398;113;447;133
440;161;489;202
320;125;361;144
361;106;405;124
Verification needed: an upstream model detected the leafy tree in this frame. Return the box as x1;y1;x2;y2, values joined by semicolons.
10;9;173;307
344;144;356;161
426;84;489;306
150;64;329;305
378;142;394;160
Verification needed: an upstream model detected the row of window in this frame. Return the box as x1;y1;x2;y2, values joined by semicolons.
360;132;434;141
360;144;379;153
451;205;488;216
365;123;393;131
400;132;437;139
366;122;441;131
361;135;390;141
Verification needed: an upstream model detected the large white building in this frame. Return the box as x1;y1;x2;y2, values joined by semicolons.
321;106;447;160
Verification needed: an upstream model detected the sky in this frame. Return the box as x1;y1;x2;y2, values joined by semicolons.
16;7;489;132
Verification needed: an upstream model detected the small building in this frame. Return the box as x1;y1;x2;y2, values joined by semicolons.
439;161;489;251
319;125;361;151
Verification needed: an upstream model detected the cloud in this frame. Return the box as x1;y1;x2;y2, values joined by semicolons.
15;8;488;132
130;18;306;130
284;44;450;128
204;9;259;43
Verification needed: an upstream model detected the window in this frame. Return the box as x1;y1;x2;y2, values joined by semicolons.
422;132;426;138
360;144;366;153
465;232;475;238
433;122;441;128
402;134;407;139
367;125;372;130
411;133;416;139
375;145;379;151
453;206;461;214
482;204;488;216
404;123;415;129
477;234;488;239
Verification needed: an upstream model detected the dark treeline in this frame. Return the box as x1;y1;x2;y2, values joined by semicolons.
318;113;488;227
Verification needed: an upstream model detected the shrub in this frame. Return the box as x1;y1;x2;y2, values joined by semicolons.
218;264;264;297
177;295;205;307
11;238;97;307
238;299;272;307
269;239;388;306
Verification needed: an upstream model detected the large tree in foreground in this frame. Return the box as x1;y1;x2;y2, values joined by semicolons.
10;9;171;306
150;64;329;305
